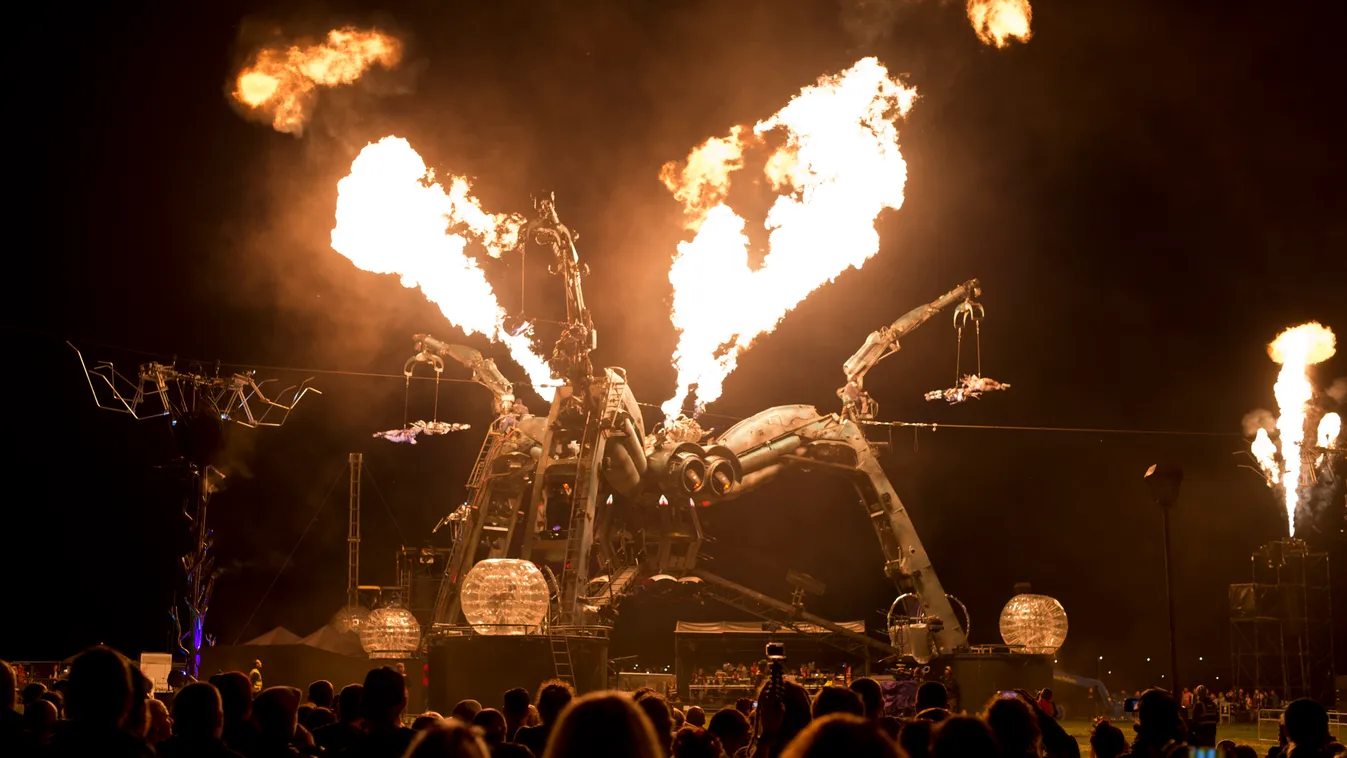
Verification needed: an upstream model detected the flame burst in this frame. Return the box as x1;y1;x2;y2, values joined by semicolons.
659;58;918;423
1261;322;1337;534
1319;412;1342;449
330;136;559;400
233;28;402;135
966;0;1033;48
1250;428;1279;484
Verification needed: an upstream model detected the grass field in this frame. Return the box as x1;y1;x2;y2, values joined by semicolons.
1059;719;1269;750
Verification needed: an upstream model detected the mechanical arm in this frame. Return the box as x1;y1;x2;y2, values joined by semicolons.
409;334;520;416
838;279;981;421
707;404;969;656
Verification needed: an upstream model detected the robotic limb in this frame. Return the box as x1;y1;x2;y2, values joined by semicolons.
710;405;969;657
411;334;521;416
838;280;982;421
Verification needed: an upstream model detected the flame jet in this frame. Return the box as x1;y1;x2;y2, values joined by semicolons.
659;58;919;424
1249;322;1337;535
232;27;402;135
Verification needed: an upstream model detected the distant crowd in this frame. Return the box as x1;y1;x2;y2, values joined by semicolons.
4;647;1345;758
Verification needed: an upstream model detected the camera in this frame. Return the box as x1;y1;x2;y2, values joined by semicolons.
766;642;786;661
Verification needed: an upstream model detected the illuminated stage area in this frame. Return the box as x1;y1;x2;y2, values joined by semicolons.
24;4;1347;758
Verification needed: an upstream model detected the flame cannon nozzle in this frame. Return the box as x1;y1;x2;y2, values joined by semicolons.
647;442;742;499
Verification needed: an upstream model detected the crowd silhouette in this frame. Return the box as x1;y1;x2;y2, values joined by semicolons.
3;648;1343;757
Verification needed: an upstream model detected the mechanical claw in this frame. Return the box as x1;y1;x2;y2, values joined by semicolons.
404;350;445;378
953;298;984;329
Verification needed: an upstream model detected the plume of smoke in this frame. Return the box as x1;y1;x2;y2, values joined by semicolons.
1241;408;1277;438
838;0;915;50
1328;377;1347;403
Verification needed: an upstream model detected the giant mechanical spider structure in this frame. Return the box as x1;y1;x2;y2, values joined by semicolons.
407;196;1009;667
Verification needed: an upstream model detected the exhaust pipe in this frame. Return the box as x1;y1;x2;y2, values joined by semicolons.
670;452;707;494
705;457;736;497
649;442;709;495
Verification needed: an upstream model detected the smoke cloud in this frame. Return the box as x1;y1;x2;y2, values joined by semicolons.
1327;377;1347;403
1241;408;1277;438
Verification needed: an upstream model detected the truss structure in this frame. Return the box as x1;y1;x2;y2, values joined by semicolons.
70;342;320;674
70;343;320;427
1229;539;1334;705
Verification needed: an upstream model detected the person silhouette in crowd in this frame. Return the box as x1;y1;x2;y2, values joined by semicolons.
472;707;534;757
145;698;173;747
931;715;999;758
503;688;531;742
343;666;415;758
23;699;60;752
915;682;950;722
218;671;261;756
249;661;264;694
405;718;491;758
898;718;933;758
543;691;663;758
1189;685;1219;748
452;699;483;724
985;694;1043;758
1282;698;1346;758
671;725;724;758
707;707;751;757
251;686;303;758
39;691;64;719
1129;689;1191;758
811;686;864;719
779;713;898;758
636;692;675;756
1;660;24;750
849;678;884;720
41;645;154;758
515;680;573;757
312;683;363;755
1089;719;1128;758
157;681;243;758
412;712;444;731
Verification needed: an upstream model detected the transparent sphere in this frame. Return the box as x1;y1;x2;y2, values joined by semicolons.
331;604;369;636
357;602;421;658
999;593;1068;654
460;559;550;635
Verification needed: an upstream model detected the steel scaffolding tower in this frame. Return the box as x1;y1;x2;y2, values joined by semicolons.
1229;539;1334;705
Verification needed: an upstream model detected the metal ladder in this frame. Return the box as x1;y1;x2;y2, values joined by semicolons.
557;375;627;621
430;423;505;626
587;563;640;608
550;633;575;686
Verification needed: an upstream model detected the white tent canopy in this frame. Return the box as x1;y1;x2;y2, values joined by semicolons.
299;624;364;656
244;627;303;646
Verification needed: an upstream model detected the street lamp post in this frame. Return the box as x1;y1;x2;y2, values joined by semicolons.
1144;463;1184;690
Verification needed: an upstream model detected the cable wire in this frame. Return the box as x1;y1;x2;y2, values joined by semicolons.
34;327;1241;439
858;420;1239;437
231;461;347;644
362;463;410;546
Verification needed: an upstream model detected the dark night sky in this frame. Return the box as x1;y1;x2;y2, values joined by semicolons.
7;0;1345;693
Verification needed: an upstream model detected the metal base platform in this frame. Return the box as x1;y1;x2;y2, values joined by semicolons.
943;649;1054;712
426;627;610;713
